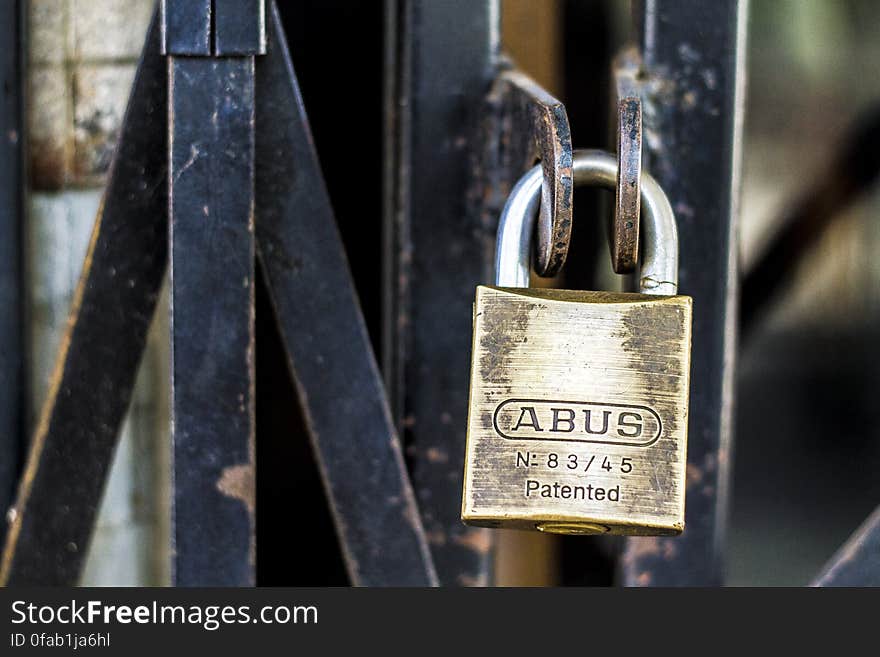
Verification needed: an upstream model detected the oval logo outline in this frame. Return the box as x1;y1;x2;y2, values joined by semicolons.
492;398;663;447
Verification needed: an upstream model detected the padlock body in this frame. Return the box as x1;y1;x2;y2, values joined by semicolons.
462;286;692;535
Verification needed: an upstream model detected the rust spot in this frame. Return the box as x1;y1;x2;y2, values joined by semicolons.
426;530;447;547
452;527;493;555
425;447;449;464
621;535;677;568
457;573;489;587
216;463;255;515
681;90;697;109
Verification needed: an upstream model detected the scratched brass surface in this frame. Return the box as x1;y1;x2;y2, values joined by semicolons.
462;287;692;535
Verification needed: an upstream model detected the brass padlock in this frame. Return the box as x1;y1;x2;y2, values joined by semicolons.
461;150;692;536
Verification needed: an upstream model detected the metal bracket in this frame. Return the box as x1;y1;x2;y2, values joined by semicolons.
486;67;574;279
160;0;267;56
482;60;645;279
611;46;643;274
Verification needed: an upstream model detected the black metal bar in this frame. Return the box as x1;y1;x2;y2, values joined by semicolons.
812;504;880;587
254;3;436;586
0;0;25;549
384;0;499;586
0;14;168;585
160;0;212;56
215;0;266;56
620;0;746;586
169;55;256;586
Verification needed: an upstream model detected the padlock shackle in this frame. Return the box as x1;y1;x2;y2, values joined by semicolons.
494;149;678;295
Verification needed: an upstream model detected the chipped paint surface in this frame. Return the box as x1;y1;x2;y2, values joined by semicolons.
216;463;255;515
453;527;493;555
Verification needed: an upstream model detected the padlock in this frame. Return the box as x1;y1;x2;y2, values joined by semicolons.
461;149;692;536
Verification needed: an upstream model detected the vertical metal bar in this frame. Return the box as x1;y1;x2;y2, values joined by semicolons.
0;0;25;547
169;56;256;586
1;14;168;585
621;0;747;586
384;0;499;586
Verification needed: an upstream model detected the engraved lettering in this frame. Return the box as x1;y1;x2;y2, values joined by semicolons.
523;479;621;502
494;399;662;447
511;406;543;432
551;408;576;432
583;409;611;435
617;412;643;438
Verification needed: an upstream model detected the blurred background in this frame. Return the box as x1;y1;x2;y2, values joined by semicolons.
10;0;880;585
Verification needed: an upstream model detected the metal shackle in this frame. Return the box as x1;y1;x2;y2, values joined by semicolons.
495;149;679;295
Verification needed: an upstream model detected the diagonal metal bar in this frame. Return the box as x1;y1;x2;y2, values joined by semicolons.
812;504;880;587
255;2;437;586
0;12;168;586
168;52;258;585
740;106;880;338
0;0;26;549
620;0;747;586
384;0;499;587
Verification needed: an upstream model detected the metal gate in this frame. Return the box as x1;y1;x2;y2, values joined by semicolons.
1;0;878;586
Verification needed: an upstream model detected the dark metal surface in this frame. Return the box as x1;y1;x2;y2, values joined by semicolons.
620;0;746;586
0;15;168;585
255;3;436;586
384;0;498;586
215;0;266;56
169;56;256;587
486;68;574;279
0;0;25;549
812;504;880;587
160;0;211;56
611;47;642;274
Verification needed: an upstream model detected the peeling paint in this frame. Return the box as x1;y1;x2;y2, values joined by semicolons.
452;527;493;555
216;463;255;515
